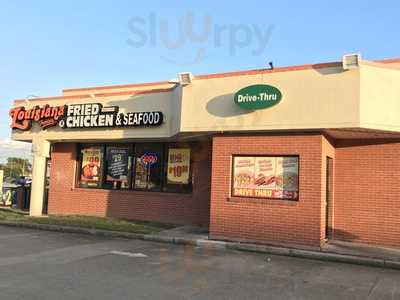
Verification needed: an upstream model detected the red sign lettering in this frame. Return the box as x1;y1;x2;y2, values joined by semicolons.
9;105;66;131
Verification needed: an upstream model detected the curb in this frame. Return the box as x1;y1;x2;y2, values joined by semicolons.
0;221;146;240
1;221;400;270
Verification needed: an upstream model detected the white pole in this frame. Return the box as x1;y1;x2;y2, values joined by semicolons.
30;139;50;217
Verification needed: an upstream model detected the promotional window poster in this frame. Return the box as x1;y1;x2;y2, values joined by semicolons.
167;148;190;184
80;147;103;187
232;156;299;200
134;157;147;189
106;147;129;187
134;152;159;189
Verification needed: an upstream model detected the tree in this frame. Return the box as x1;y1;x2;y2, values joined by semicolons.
0;157;32;179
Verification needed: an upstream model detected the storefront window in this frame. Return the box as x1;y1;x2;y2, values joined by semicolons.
133;143;163;191
77;142;193;193
104;145;132;189
232;155;299;200
79;145;104;188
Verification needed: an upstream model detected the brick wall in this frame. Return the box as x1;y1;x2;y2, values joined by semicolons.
48;141;212;226
209;134;325;249
48;135;400;249
334;140;400;248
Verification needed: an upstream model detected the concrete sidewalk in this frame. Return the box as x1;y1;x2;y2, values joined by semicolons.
1;221;400;270
322;240;400;262
158;226;400;268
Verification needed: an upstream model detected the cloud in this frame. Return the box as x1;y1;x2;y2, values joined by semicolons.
0;139;32;164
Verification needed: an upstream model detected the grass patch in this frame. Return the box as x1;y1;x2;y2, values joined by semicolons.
0;208;27;221
0;208;175;235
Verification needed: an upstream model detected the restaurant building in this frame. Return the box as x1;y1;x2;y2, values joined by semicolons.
9;54;400;250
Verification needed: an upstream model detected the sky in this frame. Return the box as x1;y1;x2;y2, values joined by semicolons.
1;0;399;162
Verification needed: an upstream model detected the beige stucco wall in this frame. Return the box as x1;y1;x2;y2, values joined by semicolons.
10;59;400;143
180;66;361;132
360;63;400;132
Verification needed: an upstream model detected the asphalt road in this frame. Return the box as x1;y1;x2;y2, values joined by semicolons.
0;227;399;300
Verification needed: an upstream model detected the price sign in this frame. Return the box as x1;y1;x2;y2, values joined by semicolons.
167;148;190;184
106;147;129;182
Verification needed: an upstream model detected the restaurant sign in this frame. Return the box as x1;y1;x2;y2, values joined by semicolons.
140;152;158;166
9;103;163;131
234;84;282;110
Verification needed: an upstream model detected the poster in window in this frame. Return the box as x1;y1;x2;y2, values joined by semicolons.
80;147;103;187
253;157;276;198
106;147;129;184
232;157;255;197
281;157;299;199
134;151;160;190
134;157;147;189
167;148;190;184
232;156;299;200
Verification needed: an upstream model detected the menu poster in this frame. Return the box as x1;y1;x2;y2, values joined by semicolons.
232;157;255;195
80;147;103;187
254;157;276;189
106;147;129;183
167;148;190;184
232;156;299;200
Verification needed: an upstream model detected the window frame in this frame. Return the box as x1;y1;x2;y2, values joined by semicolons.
230;154;300;201
76;142;194;194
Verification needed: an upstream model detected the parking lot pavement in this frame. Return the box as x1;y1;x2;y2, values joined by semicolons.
0;226;399;300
